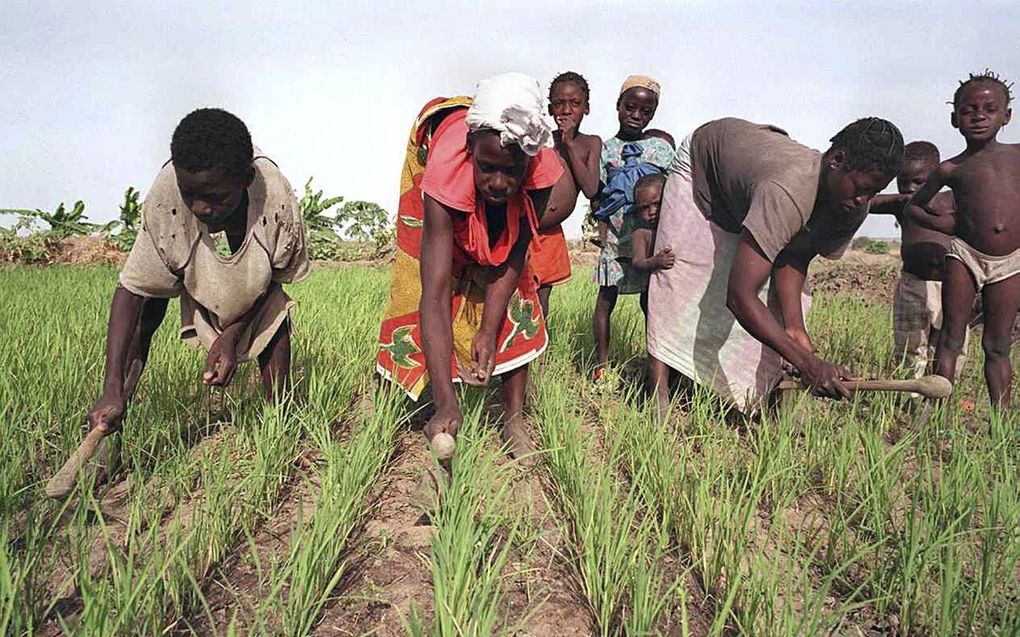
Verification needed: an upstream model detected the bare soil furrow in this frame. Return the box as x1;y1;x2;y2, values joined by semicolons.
311;431;436;637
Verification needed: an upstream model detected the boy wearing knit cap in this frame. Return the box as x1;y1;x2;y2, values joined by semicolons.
592;75;674;380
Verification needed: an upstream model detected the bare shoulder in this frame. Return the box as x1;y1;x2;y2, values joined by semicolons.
938;156;964;179
631;225;652;244
581;132;602;152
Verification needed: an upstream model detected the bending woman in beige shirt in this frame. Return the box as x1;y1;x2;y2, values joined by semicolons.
87;108;309;443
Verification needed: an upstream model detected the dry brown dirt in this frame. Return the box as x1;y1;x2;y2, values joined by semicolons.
808;250;901;305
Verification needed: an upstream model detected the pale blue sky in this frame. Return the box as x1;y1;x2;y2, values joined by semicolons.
2;1;1018;238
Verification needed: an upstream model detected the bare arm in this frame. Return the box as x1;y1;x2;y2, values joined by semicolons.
202;281;282;386
537;169;582;230
727;231;850;398
99;287;144;401
631;228;674;273
481;223;530;334
419;194;459;414
905;163;957;234
630;228;654;272
772;242;816;352
89;286;168;430
459;209;531;386
561;134;602;200
869;193;909;216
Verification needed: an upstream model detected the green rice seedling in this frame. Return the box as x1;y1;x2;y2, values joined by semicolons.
3;264;1018;635
532;352;681;636
67;398;301;635
596;398;691;634
0;516;58;635
797;381;1020;636
272;386;406;636
423;392;522;637
807;293;895;377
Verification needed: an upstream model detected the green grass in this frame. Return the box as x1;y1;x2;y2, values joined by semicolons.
0;264;1016;636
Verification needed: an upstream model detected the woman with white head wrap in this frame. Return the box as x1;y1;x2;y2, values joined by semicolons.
465;72;554;156
377;73;572;458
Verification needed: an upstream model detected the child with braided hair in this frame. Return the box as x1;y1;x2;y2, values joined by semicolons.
906;70;1020;410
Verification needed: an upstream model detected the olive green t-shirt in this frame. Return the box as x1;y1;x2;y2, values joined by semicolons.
689;117;867;261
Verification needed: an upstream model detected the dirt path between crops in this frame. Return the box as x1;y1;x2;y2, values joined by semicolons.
311;430;436;637
499;460;596;636
313;407;599;637
178;447;322;635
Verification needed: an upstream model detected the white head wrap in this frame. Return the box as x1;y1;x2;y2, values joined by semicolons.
465;72;554;157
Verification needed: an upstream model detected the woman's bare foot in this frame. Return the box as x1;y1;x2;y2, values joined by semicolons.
501;413;534;460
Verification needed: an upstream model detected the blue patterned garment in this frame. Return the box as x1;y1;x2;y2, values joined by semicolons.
593;136;675;292
592;143;664;220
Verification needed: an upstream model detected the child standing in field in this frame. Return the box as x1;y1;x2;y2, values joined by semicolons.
870;141;965;377
592;75;674;380
531;72;602;319
907;71;1020;410
629;173;677;413
630;173;675;295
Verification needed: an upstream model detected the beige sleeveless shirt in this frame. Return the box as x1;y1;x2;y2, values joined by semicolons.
119;154;310;358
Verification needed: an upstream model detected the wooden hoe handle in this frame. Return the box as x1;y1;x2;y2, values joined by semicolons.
778;375;953;400
45;427;110;498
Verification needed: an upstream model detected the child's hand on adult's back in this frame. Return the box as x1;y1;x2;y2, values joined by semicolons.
654;247;675;270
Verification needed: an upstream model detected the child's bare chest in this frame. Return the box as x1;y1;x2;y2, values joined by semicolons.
951;147;1020;204
949;146;1020;253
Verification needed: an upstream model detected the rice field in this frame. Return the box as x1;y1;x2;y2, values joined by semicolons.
0;264;1017;636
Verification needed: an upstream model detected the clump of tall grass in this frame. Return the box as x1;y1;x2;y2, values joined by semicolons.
405;393;523;637
268;386;407;636
533;340;687;635
1;265;1017;636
